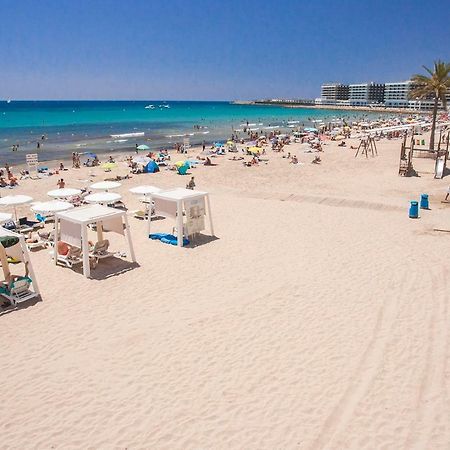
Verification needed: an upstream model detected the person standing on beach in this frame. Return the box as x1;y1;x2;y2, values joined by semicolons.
202;141;206;152
135;143;138;154
186;176;195;190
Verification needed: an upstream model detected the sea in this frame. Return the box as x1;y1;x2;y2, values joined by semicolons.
0;100;391;165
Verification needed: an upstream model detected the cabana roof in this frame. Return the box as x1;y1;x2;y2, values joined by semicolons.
56;204;125;224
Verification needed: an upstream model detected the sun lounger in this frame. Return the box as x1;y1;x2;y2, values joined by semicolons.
27;239;47;250
56;245;83;268
89;239;113;260
0;277;37;307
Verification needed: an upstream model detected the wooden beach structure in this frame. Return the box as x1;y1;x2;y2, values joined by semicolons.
398;128;450;178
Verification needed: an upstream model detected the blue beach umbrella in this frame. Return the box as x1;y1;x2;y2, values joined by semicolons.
137;144;150;150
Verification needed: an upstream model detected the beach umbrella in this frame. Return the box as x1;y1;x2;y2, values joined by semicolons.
174;160;189;168
0;212;13;224
129;185;162;196
129;186;162;234
85;192;122;205
248;146;261;154
47;188;82;199
31;200;74;215
84;152;97;158
304;127;318;133
246;140;257;146
90;181;121;191
101;162;117;170
0;195;33;221
334;135;345;140
137;144;150;150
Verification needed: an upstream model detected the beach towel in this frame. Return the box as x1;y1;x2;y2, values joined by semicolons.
149;233;189;246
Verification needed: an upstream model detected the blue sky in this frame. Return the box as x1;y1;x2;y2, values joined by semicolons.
0;0;449;100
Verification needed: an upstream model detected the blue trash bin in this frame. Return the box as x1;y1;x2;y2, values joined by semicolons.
409;201;419;218
420;193;429;209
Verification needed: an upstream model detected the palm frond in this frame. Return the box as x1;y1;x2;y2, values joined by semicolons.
422;65;434;77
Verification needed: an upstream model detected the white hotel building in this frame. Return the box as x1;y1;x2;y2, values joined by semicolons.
317;80;450;111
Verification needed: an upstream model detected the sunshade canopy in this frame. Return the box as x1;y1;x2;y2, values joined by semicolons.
129;185;162;196
47;188;82;198
90;181;121;191
31;200;74;214
85;192;122;204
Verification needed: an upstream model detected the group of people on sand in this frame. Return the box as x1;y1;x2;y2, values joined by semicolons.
71;152;82;168
0;164;19;187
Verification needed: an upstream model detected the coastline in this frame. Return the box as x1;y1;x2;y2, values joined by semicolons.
232;100;429;115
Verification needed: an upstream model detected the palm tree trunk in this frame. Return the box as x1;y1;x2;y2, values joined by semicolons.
429;97;438;150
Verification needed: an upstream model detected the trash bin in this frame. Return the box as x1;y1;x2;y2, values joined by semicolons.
409;201;419;218
420;193;429;209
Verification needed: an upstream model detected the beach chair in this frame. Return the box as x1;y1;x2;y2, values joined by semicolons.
89;239;113;261
133;209;147;220
0;277;37;307
17;217;43;233
26;238;47;251
56;245;83;268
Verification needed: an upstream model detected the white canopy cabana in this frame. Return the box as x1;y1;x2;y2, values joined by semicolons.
54;205;136;278
150;188;214;247
0;227;40;305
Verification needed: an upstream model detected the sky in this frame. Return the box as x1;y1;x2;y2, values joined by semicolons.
0;0;449;100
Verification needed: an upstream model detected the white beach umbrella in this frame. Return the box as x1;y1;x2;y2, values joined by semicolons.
129;185;162;196
0;212;13;224
47;188;82;199
85;192;122;205
90;181;121;191
0;195;33;221
31;200;74;215
129;185;162;234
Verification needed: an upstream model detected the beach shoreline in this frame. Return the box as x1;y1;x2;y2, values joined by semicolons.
233;100;430;115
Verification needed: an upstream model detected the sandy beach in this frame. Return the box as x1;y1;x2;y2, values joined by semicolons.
1;134;450;449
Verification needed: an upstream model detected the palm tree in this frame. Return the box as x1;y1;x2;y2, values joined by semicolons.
409;60;450;150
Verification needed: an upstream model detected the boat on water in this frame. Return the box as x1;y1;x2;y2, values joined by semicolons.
145;105;155;109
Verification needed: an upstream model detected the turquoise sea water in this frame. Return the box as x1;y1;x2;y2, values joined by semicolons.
0;101;385;164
